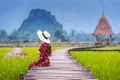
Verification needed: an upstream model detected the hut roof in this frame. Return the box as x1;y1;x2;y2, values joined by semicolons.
93;14;114;36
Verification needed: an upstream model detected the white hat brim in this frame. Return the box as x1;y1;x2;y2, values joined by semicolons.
37;30;50;43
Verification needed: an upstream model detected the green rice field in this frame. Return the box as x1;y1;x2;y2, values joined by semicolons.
0;46;66;80
1;46;120;80
70;46;120;80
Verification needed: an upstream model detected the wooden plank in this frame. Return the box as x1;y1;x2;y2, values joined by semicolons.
24;48;96;80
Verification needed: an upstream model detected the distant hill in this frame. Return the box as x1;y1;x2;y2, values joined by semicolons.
1;9;120;43
18;9;63;38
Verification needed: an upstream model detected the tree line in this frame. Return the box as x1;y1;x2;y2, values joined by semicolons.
0;29;119;43
0;29;70;43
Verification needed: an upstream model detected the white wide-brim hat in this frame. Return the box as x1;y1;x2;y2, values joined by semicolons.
37;30;51;43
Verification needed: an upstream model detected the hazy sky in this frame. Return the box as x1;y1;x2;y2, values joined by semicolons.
0;0;120;34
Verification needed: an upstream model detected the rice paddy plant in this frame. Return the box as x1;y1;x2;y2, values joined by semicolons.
70;48;120;80
0;46;66;80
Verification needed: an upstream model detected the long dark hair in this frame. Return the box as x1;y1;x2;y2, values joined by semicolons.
39;43;52;56
45;43;52;56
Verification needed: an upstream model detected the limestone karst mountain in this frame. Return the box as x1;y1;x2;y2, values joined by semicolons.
18;9;63;38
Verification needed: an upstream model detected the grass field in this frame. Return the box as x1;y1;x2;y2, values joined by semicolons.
0;46;66;80
70;46;120;80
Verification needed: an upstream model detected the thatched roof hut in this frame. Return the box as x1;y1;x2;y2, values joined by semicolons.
93;14;114;42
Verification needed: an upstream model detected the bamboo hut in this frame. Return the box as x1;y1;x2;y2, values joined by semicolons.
93;14;114;43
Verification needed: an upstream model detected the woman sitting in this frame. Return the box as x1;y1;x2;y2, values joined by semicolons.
29;30;52;69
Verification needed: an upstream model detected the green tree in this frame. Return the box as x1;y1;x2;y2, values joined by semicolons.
54;29;68;42
0;29;8;43
69;29;77;42
8;30;20;42
9;30;36;43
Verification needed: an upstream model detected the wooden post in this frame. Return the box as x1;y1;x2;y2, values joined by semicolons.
109;35;112;42
86;66;90;72
95;36;98;42
16;41;20;47
20;72;25;80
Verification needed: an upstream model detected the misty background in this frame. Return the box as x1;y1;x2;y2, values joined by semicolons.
0;0;120;43
0;0;120;33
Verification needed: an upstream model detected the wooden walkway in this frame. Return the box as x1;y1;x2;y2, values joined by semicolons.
24;48;96;80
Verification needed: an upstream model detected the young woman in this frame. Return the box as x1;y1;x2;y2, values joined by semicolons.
29;30;52;69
